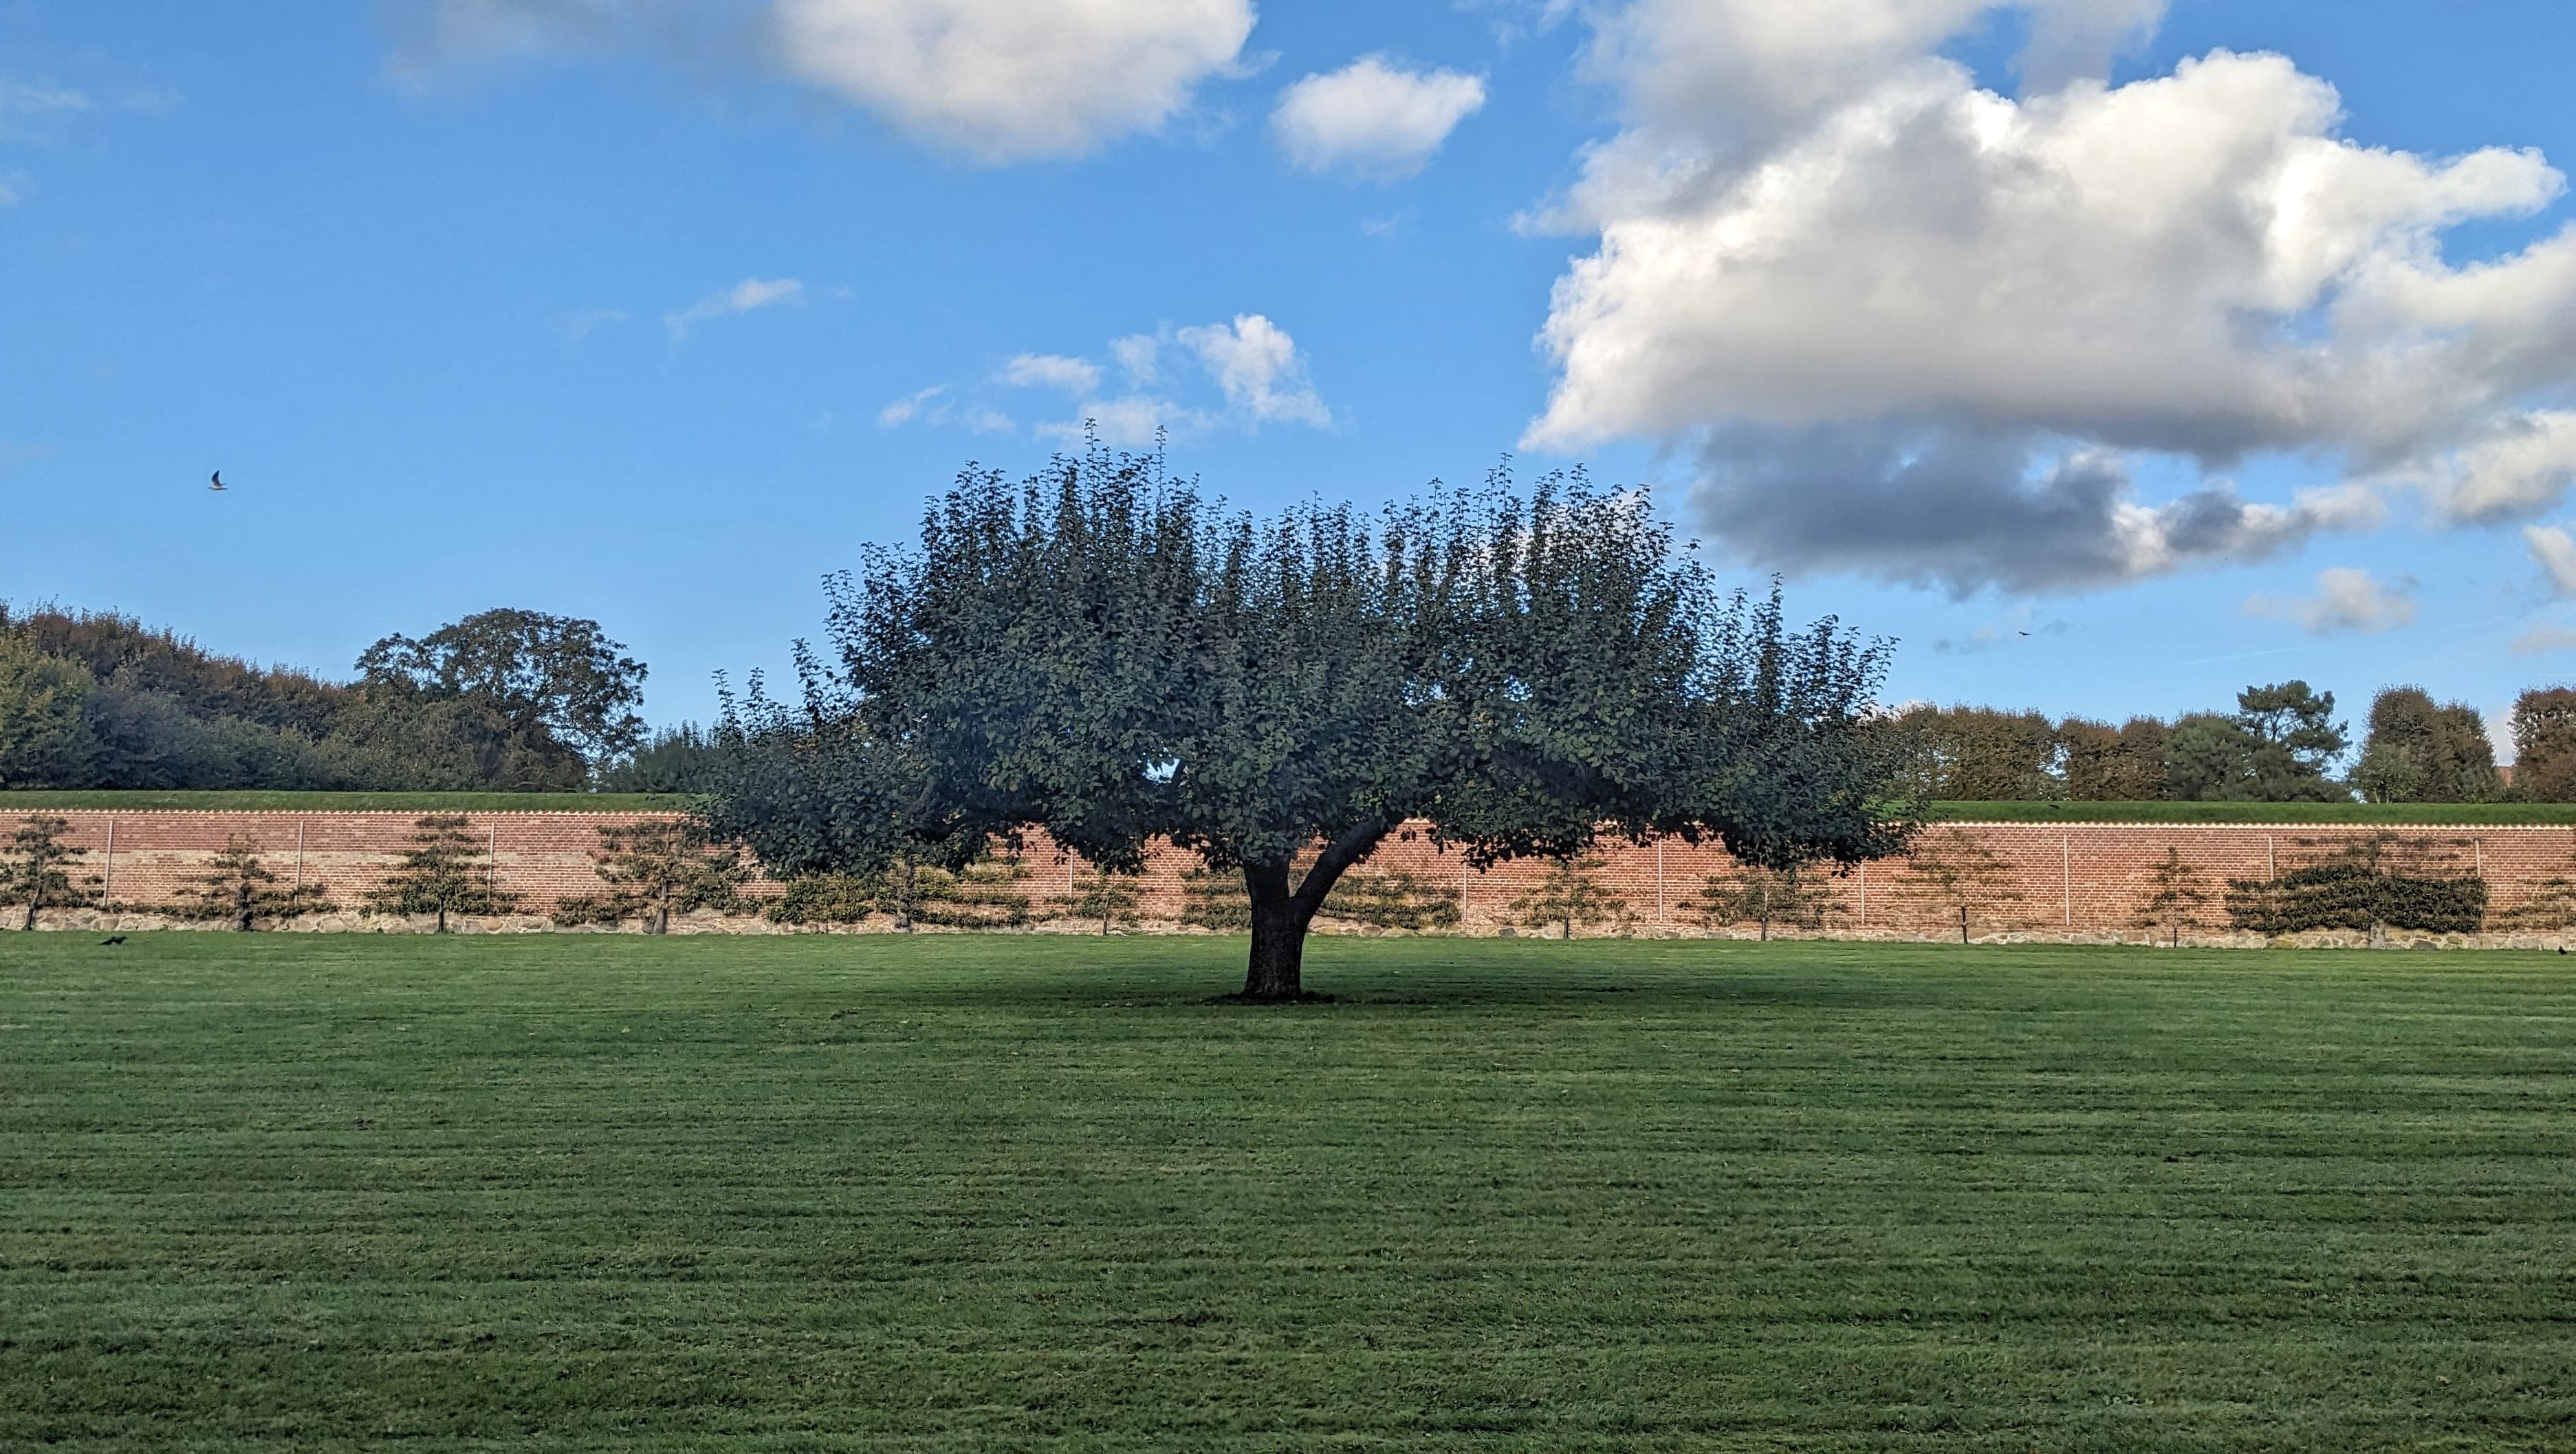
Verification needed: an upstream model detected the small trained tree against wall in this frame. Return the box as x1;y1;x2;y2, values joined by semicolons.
1318;867;1462;931
2226;834;2485;942
2135;847;2211;948
164;834;333;931
1901;827;2024;944
364;814;518;933
1;814;94;930
553;819;752;934
1509;856;1627;940
1056;862;1144;935
1693;865;1840;941
765;872;881;928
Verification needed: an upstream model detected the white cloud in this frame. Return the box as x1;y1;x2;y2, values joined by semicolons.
879;384;946;428
880;384;1016;433
1037;395;1205;448
1174;314;1331;426
2526;523;2576;597
0;176;17;208
664;276;804;338
1109;334;1161;384
2408;413;2576;523
2513;625;2576;655
0;80;91;116
998;353;1102;395
973;316;1335;442
2245;567;2416;636
771;0;1255;162
1529;1;2576;593
1272;55;1486;178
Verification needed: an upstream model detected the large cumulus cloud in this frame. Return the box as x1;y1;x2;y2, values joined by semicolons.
1532;0;2576;592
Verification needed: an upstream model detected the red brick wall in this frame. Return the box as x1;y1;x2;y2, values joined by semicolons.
6;810;2573;943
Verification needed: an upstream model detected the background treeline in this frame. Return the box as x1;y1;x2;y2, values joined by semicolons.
0;605;646;792
1897;680;2576;803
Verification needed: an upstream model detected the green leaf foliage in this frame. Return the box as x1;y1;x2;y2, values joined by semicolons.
1;814;95;929
1692;865;1841;940
362;815;519;933
1318;867;1462;931
160;834;334;930
1508;856;1627;940
551;818;752;933
709;447;1912;996
2225;834;2487;935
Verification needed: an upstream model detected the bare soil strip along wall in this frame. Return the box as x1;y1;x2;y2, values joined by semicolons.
8;811;2575;946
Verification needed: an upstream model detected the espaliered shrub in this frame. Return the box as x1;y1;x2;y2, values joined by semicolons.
2227;835;2486;936
1319;868;1463;931
763;856;1032;930
1179;866;1253;931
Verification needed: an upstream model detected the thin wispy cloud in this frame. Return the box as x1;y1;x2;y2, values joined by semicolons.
664;277;804;340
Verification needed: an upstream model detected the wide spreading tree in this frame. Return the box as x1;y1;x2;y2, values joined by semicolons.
710;448;1912;998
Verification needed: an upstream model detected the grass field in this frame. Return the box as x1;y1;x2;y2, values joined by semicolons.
6;935;2575;1451
0;791;697;813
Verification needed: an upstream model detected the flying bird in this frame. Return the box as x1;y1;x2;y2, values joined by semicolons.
209;471;226;492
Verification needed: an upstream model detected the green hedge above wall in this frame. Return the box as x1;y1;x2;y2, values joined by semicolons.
0;791;701;813
1926;801;2576;825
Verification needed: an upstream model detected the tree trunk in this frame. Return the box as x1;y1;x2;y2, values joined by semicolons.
1235;824;1391;1001
436;904;450;935
1243;868;1310;1000
234;880;254;932
21;895;33;932
1958;904;1969;944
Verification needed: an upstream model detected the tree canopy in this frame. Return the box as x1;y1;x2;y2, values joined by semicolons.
711;448;1913;997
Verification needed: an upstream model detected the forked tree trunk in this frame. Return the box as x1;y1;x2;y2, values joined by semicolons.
1236;824;1390;1001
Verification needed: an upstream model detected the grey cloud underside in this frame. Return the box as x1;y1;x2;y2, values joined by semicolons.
1687;424;2326;597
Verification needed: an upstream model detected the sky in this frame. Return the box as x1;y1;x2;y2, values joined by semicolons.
6;1;2576;756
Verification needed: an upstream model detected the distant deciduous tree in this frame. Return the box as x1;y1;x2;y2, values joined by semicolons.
165;834;334;931
364;815;519;933
2058;716;2169;801
2353;687;2498;804
1509;856;1627;940
1;815;94;930
2512;688;2576;803
0;636;102;789
1895;705;2060;801
358;609;648;785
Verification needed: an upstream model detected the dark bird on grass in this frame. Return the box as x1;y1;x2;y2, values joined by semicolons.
99;935;126;946
209;471;226;491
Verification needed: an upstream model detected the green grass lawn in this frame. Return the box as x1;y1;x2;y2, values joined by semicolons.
5;935;2574;1451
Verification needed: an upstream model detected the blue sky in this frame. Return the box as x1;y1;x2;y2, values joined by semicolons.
3;1;2573;755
